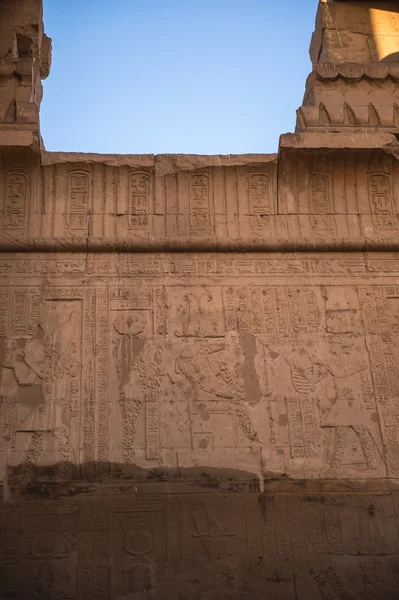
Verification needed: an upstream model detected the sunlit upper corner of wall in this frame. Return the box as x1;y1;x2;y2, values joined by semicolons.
369;4;399;62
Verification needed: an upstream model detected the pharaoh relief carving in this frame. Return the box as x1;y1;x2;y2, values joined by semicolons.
262;334;382;474
107;281;389;478
1;280;399;480
0;290;81;478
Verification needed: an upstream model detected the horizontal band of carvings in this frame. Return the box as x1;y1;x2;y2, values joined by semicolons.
2;236;399;252
316;61;399;82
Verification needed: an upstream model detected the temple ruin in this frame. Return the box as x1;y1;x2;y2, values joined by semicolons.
1;0;399;597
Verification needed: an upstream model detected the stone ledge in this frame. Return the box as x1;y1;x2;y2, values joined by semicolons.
279;131;399;151
0;124;40;151
1;236;399;252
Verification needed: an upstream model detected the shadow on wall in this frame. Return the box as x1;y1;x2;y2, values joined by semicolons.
4;460;262;498
2;460;399;599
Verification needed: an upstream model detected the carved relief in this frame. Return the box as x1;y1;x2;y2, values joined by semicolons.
168;287;224;338
2;300;82;478
128;171;150;231
1;278;395;480
3;152;28;235
263;334;382;474
188;171;213;234
248;172;272;231
368;173;395;230
174;339;259;443
66;170;90;234
358;286;399;475
112;287;161;465
309;173;333;232
223;286;322;335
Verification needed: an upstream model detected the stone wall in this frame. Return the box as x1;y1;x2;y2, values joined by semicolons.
1;1;399;598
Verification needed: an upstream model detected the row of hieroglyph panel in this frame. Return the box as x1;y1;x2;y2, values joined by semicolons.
1;150;399;245
2;253;399;484
1;489;399;599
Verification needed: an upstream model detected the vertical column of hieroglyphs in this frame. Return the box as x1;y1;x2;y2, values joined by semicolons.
78;500;94;599
94;499;110;600
367;153;396;234
1;151;29;242
46;164;92;239
355;151;398;241
368;171;395;230
67;167;91;239
145;287;160;462
176;169;215;237
82;288;96;478
115;168;153;238
96;288;110;475
358;286;399;475
302;152;335;237
128;171;151;236
40;288;83;477
236;164;276;238
166;496;182;569
0;505;20;598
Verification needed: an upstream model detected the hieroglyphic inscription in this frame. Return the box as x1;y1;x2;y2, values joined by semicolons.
260;497;277;557
96;288;110;475
153;287;167;335
166;497;181;566
128;172;150;230
78;501;94;600
244;495;263;563
222;286;322;334
286;396;318;459
3;153;28;232
1;508;20;598
274;496;292;557
188;171;213;233
287;497;307;557
305;502;342;553
3;509;20;558
0;288;9;335
67;170;90;232
287;397;305;458
0;255;367;277
145;398;160;461
368;173;395;229
94;500;110;600
359;287;399;474
8;288;40;338
248;172;271;231
82;289;96;479
309;173;332;231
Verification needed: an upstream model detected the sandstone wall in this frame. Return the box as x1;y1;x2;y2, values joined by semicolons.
2;1;399;599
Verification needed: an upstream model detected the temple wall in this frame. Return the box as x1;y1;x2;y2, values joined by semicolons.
2;0;399;598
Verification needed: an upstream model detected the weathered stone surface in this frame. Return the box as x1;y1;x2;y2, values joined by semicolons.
0;250;398;483
1;0;399;598
298;1;399;133
0;0;50;128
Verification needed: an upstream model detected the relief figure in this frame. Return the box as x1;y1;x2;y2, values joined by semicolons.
1;303;80;476
176;292;221;338
174;339;259;442
114;312;162;465
263;336;381;472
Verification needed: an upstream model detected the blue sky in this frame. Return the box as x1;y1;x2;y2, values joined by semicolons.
42;1;318;154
